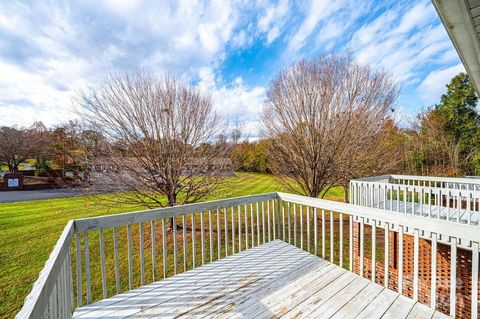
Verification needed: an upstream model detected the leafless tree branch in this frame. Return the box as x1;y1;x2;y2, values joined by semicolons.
261;54;399;199
75;71;232;214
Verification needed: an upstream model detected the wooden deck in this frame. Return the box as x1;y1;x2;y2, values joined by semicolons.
73;240;449;319
376;199;479;225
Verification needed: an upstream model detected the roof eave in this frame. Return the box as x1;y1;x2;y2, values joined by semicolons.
432;0;480;95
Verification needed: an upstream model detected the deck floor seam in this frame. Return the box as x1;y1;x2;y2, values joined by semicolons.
73;240;446;319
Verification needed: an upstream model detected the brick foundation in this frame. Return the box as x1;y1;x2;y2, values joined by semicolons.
352;221;479;318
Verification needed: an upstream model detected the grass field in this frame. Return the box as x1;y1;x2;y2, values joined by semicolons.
0;172;344;318
0;159;36;172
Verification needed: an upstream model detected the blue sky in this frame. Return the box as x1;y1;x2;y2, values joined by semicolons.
0;0;465;137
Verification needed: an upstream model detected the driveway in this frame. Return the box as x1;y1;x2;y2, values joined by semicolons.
0;188;88;203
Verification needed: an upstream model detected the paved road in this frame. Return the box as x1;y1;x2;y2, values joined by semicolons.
0;188;88;203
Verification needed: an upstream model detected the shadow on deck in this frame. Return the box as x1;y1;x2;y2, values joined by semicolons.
73;240;449;319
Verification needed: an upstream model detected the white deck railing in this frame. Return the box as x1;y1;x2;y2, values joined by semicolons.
390;174;480;190
351;174;480;226
351;174;480;190
16;192;480;318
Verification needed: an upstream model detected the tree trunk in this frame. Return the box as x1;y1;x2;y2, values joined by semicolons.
168;193;176;229
343;182;349;203
8;159;18;172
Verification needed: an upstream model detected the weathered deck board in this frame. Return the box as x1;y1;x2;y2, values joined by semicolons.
330;280;384;319
73;241;281;316
75;241;296;318
73;240;450;319
355;288;398;319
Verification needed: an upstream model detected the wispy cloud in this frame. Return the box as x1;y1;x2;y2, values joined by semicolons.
0;1;244;127
257;0;290;44
418;63;465;105
197;66;266;138
0;0;464;132
288;0;344;52
348;0;450;83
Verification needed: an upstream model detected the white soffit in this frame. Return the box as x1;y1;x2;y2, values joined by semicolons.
432;0;480;94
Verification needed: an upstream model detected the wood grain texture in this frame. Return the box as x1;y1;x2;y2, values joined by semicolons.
73;241;444;319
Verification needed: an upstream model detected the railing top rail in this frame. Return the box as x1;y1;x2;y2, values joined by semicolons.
390;174;480;185
277;192;480;244
352;179;480;195
74;192;278;232
16;220;74;319
352;174;480;186
351;175;392;182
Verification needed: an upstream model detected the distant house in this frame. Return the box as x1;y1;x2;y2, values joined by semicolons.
89;156;233;176
184;157;233;176
90;157;120;173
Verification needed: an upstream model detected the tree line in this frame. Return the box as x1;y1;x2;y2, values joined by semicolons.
232;71;479;199
1;54;478;206
0;121;95;174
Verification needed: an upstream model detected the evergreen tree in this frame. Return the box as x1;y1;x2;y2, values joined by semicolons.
436;73;480;173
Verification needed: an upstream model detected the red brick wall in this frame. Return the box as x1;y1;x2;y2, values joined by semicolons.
352;221;479;318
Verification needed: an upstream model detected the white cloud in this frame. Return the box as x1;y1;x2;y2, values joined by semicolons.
314;0;373;51
317;21;343;43
288;0;343;51
439;48;460;64
198;66;217;90
348;1;454;83
231;30;249;48
393;1;435;35
418;63;465;105
212;83;266;138
349;10;398;49
0;0;467;131
197;67;266;138
258;0;289;44
101;0;138;14
0;0;244;128
0;60;79;127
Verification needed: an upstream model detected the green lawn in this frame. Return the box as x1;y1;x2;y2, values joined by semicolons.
1;160;35;172
0;172;344;317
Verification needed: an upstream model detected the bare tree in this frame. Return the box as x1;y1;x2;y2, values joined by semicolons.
408;107;472;176
75;71;230;214
0;126;32;172
337;119;405;201
78;129;109;166
52;121;84;174
27;121;54;170
229;119;246;145
261;54;399;199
